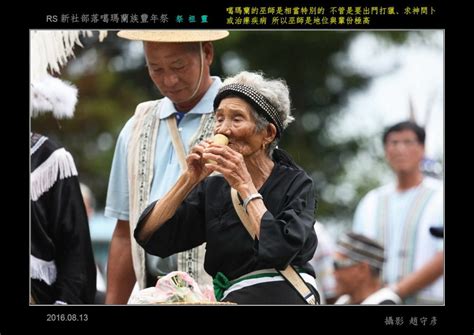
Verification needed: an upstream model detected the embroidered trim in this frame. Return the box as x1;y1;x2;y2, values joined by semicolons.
31;134;47;155
137;107;160;215
179;247;199;283
378;185;437;283
128;100;161;289
400;187;436;278
31;148;78;201
222;272;316;300
189;112;216;148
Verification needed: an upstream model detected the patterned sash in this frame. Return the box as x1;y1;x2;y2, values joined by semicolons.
128;100;215;289
128;100;161;289
377;185;437;284
30;133;78;202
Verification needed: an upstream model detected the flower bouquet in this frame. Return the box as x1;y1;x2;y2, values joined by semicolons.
128;271;232;305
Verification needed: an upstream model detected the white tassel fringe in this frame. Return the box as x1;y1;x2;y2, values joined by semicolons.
31;31;82;81
31;30;108;81
31;148;78;201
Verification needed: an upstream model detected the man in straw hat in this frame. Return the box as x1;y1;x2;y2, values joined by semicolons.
105;30;229;304
333;232;401;304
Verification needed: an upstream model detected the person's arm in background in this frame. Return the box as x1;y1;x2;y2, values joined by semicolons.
393;186;444;300
104;118;137;304
392;251;443;299
105;220;136;304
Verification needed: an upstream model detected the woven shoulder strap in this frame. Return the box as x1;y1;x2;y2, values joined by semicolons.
230;188;316;304
166;118;187;170
230;188;257;238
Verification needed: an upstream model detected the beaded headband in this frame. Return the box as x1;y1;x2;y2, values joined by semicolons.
213;83;284;137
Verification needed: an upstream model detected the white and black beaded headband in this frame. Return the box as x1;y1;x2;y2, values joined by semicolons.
214;83;284;137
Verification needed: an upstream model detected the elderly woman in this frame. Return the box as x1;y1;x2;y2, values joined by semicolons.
134;71;319;304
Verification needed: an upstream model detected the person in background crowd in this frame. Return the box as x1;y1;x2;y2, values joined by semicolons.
333;232;401;304
80;183;107;304
352;121;443;304
31;74;96;304
309;221;337;304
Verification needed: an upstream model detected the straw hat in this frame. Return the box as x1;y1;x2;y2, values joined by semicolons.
117;30;229;42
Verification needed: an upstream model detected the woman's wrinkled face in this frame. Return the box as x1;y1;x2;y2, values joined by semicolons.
214;97;266;157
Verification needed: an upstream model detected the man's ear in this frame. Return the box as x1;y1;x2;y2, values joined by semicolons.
202;42;214;66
